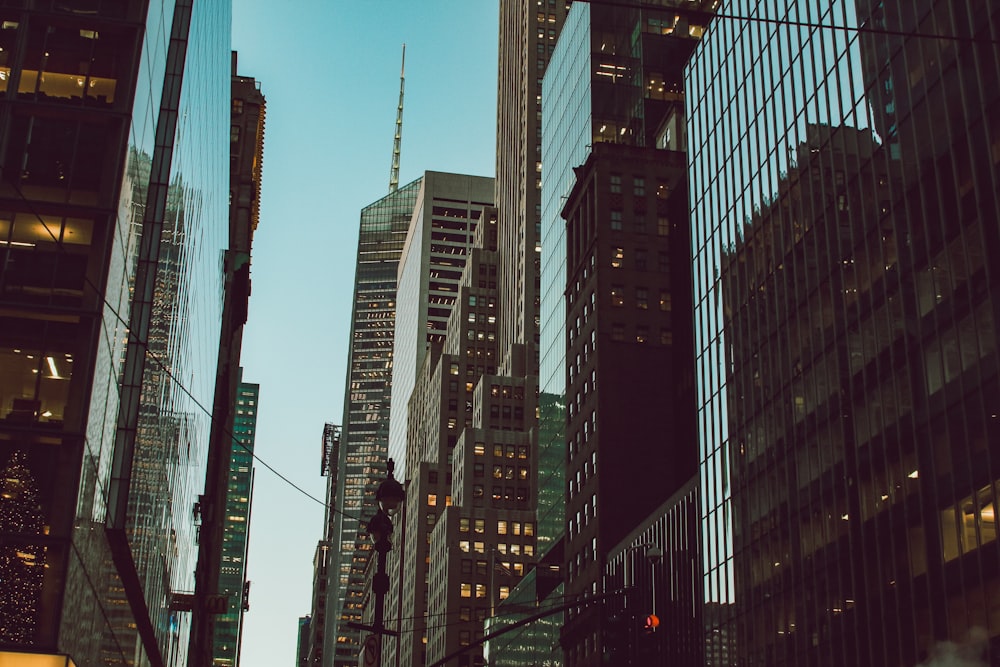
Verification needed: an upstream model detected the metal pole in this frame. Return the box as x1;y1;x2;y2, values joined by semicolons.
373;537;391;666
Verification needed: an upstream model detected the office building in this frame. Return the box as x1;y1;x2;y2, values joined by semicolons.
383;207;541;667
0;2;231;666
491;1;571;660
328;178;421;666
387;171;496;478
210;378;258;667
688;0;1000;663
538;3;713;665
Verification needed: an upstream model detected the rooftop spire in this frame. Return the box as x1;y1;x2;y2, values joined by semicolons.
389;44;405;193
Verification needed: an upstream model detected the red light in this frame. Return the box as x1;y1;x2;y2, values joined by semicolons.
644;614;660;631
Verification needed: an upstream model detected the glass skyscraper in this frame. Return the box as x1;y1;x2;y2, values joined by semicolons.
0;1;230;666
329;177;421;666
688;1;1000;663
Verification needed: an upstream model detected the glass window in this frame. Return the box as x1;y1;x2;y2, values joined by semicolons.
611;247;624;269
611;286;624;306
610;210;623;230
636;288;648;309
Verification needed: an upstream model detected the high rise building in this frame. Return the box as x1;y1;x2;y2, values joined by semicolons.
490;1;570;660
328;178;421;666
211;378;259;667
688;1;1000;664
0;2;231;666
192;52;266;667
495;0;569;368
537;3;712;665
384;205;543;667
377;172;495;667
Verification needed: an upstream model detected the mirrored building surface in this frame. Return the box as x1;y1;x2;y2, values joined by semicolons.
0;1;230;666
688;1;1000;663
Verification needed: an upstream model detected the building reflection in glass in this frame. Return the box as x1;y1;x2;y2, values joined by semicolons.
688;1;1000;664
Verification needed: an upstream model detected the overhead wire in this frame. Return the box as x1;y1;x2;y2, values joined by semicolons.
4;178;365;522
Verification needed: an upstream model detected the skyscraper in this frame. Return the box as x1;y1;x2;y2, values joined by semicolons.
328;178;421;666
688;1;1000;663
379;172;495;667
0;2;231;666
211;378;259;667
538;3;712;664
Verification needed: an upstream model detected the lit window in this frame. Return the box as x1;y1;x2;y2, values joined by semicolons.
498;520;508;535
461;583;472;598
612;247;624;269
659;292;672;311
636;288;648;309
427;494;437;506
611;286;624;306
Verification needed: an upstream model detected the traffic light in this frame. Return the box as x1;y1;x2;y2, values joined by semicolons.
643;613;660;634
604;613;628;665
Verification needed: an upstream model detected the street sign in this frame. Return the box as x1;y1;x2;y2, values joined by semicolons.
363;635;379;666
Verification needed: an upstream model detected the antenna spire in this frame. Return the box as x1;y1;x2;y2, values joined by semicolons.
389;44;405;193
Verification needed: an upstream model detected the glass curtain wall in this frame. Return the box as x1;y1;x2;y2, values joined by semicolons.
688;1;1000;664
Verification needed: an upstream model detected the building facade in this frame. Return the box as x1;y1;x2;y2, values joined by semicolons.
211;378;259;667
604;477;701;667
538;3;712;664
688;0;1000;664
328;178;421;666
0;1;231;666
192;52;265;667
385;208;540;667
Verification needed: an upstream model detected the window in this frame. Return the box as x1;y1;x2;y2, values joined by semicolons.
474;443;485;456
494;444;504;457
633;177;645;196
611;247;624;269
610;173;622;193
232;98;244;114
658;251;670;271
610;210;623;230
498;520;508;535
460;540;470;552
661;328;673;345
427;494;437;506
460;518;470;532
635;249;647;270
612;323;625;341
636;288;649;309
636;326;648;343
658;217;670;236
611;286;625;306
659;292;672;311
461;583;472;598
474;519;485;534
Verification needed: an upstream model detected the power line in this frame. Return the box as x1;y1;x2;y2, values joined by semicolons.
5;180;365;523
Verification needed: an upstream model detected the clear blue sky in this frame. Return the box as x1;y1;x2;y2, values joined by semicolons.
232;2;499;665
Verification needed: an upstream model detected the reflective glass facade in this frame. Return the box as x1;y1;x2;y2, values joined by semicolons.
688;1;1000;663
0;0;230;665
330;177;420;666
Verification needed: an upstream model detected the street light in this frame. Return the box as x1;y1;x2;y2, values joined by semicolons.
351;458;406;666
